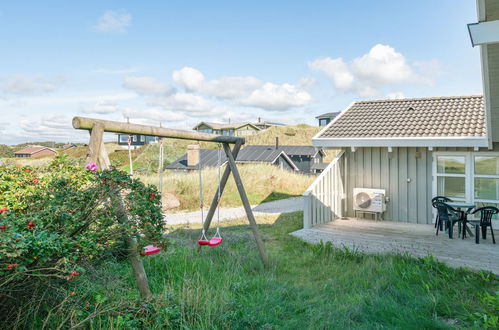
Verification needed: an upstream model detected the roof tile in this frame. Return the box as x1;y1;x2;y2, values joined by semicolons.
318;95;486;139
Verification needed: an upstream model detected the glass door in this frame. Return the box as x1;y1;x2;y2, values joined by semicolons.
473;155;499;225
433;152;499;226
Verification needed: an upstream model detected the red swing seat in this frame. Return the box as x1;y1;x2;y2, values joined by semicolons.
140;245;161;256
198;239;210;246
208;237;223;246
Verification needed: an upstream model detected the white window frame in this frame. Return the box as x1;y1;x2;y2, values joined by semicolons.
432;151;499;224
432;152;471;203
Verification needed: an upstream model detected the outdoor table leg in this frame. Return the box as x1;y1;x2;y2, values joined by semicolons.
475;225;480;244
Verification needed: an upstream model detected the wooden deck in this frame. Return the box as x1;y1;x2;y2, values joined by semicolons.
291;219;499;274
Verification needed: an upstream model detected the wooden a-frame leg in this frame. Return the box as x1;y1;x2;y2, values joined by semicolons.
222;143;269;267
88;125;152;300
202;140;242;234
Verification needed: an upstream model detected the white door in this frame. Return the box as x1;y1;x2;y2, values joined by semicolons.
433;152;499;226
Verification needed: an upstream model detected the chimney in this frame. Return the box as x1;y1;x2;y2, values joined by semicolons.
187;144;200;167
275;136;279;150
258;117;261;123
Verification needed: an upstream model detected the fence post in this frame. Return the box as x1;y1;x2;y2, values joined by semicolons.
303;193;312;229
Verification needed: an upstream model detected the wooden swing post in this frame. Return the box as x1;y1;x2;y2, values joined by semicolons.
222;143;269;266
86;124;152;300
74;116;270;275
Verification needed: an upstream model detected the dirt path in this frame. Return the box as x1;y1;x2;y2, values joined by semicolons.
165;196;303;225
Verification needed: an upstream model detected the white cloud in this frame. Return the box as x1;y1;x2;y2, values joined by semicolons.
173;67;263;99
309;57;354;91
0;75;63;95
122;108;187;122
150;92;227;116
3;92;136;108
240;82;313;111
172;66;313;110
386;92;405;99
81;101;120;114
309;44;437;97
123;76;174;95
94;10;131;33
18;115;87;141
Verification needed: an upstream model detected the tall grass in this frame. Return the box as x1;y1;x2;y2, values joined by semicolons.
137;164;315;211
17;212;499;329
245;124;321;146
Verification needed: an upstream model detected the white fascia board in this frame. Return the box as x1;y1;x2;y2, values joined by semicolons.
312;136;489;148
468;20;499;46
312;101;356;141
271;151;299;171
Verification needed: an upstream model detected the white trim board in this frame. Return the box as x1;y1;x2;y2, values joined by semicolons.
468;20;499;46
312;136;489;148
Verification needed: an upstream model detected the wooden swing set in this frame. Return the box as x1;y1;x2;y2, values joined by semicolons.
72;116;269;300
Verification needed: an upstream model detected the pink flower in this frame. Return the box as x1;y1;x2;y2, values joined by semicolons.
86;162;98;172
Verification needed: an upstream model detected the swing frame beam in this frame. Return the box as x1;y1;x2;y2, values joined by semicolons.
73;117;269;299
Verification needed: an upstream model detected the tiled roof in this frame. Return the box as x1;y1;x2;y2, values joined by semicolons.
14;146;55;155
317;95;486;139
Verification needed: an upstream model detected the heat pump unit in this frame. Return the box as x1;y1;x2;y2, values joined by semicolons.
353;188;386;213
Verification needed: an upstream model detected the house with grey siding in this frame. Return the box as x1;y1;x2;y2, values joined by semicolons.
302;0;499;229
166;146;299;172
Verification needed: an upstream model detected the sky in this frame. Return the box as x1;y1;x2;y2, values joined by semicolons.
0;1;483;144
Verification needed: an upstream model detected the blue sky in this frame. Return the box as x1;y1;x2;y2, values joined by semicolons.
0;1;482;144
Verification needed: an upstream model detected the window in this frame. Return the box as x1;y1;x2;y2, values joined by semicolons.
474;156;499;219
119;135;128;143
435;155;467;200
139;135;145;142
133;135;137;142
433;153;499;223
319;118;330;126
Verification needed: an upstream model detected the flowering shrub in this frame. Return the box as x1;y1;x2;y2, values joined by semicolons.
0;155;165;290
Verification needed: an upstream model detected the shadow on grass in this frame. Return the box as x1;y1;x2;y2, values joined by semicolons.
259;191;300;204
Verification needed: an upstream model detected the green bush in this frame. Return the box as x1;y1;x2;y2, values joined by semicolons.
0;156;166;307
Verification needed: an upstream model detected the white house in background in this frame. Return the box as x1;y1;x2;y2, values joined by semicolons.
302;0;499;229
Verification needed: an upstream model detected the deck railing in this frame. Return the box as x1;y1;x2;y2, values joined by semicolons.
303;150;345;229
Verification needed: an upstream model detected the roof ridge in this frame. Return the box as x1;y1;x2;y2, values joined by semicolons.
355;95;483;104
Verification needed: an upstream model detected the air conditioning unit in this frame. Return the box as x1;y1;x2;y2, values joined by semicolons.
353;188;386;213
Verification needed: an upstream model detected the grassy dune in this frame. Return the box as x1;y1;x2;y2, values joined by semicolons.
245;124;321;146
138;163;315;211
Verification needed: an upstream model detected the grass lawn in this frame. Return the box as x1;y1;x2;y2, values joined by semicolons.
26;212;498;329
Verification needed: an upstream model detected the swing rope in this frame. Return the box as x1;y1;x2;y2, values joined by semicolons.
127;134;161;256
158;138;164;193
198;148;209;244
213;145;222;239
127;135;133;177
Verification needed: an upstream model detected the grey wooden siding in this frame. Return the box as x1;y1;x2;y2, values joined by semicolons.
343;143;499;224
486;43;499;142
485;0;499;142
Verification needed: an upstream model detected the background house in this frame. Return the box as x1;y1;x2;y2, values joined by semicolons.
14;146;57;158
193;118;284;137
166;144;324;173
316;112;340;126
117;134;158;148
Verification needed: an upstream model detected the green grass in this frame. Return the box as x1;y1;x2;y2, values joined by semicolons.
23;212;499;329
